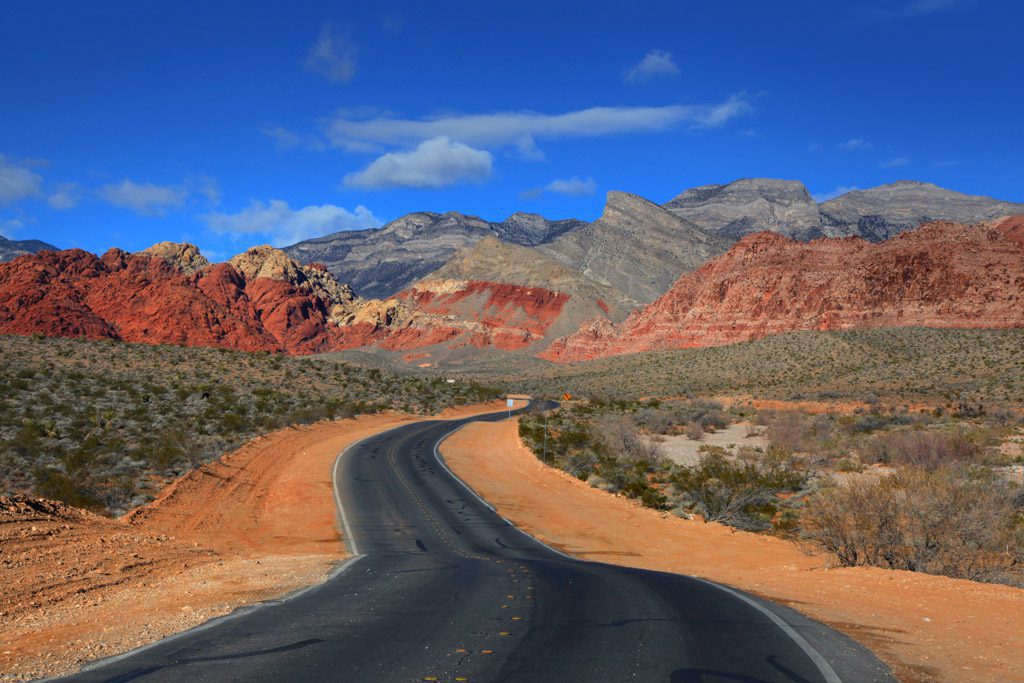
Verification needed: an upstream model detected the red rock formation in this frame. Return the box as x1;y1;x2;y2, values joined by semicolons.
541;217;1024;363
0;245;573;357
0;247;375;354
393;279;570;351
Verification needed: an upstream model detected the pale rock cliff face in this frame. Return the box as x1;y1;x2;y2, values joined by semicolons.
665;178;823;241
141;242;210;275
283;211;583;299
539;191;730;304
817;181;1024;241
663;178;1024;244
541;217;1024;362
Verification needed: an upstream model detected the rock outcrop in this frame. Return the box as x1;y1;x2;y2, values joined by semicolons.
818;181;1024;241
0;244;401;354
665;178;823;241
541;217;1024;362
0;241;583;357
284;210;583;299
0;235;58;263
664;178;1024;243
391;279;571;351
539;191;730;304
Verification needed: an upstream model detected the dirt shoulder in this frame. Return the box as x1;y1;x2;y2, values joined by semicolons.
0;401;510;681
440;419;1024;683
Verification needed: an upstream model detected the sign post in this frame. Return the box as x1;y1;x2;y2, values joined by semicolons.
507;397;514;420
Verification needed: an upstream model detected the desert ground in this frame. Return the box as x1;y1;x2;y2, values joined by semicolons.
0;401;509;681
441;419;1024;683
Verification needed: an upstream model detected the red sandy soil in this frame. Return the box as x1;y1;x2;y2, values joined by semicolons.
0;401;509;681
440;419;1024;683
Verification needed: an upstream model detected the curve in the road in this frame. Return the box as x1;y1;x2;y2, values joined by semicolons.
57;405;893;683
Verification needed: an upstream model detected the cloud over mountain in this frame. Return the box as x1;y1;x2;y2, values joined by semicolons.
342;137;493;190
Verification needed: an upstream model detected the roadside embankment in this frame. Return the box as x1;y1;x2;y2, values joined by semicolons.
0;401;509;681
440;419;1024;683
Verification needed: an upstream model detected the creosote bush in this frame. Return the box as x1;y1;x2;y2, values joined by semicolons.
803;468;1023;584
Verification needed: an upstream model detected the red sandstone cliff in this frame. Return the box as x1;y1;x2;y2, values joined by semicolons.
0;243;576;356
540;217;1024;363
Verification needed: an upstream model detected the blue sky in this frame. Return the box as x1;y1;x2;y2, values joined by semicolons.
1;0;1022;258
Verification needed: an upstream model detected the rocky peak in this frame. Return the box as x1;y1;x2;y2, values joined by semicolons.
227;245;356;306
818;183;1024;241
664;178;822;241
492;212;585;246
228;245;304;282
141;242;210;275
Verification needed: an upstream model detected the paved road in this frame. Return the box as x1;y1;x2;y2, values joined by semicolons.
60;406;893;682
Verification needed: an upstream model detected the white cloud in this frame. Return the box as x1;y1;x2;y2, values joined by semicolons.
880;156;910;168
48;182;83;210
624;50;680;84
813;185;860;202
544;177;597;197
521;176;597;200
97;179;187;216
187;175;221;205
0;155;44;205
261;125;304;151
513;135;546;162
327;96;754;151
306;22;356;84
839;137;872;150
204;199;382;246
343;136;493;190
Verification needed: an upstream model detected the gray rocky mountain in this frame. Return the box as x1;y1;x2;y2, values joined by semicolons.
665;178;823;241
0;235;58;262
817;181;1024;241
538;191;730;304
284;211;583;298
664;177;1024;243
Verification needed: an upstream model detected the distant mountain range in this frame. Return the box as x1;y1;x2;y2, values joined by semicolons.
283;211;583;299
664;178;1024;243
0;235;58;262
2;178;1022;366
541;215;1024;362
286;179;1024;305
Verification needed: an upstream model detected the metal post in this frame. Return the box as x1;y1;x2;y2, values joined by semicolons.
543;412;548;463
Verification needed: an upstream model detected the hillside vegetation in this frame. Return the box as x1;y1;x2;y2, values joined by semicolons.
484;328;1024;407
0;335;500;515
518;397;1024;585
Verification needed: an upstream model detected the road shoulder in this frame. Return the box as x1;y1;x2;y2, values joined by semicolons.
0;401;508;681
440;419;1024;683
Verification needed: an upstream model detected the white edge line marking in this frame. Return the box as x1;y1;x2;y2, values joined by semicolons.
332;433;378;557
432;418;576;562
433;407;844;683
72;431;390;676
73;553;367;675
692;579;843;683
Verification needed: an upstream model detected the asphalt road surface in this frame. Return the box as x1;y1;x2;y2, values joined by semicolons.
59;404;893;682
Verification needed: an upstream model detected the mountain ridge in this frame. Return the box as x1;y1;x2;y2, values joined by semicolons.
540;215;1024;363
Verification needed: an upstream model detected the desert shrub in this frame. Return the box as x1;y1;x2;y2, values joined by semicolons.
684;421;704;441
671;450;808;532
802;469;1024;583
32;467;102;510
765;411;833;454
594;415;662;466
860;429;978;469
